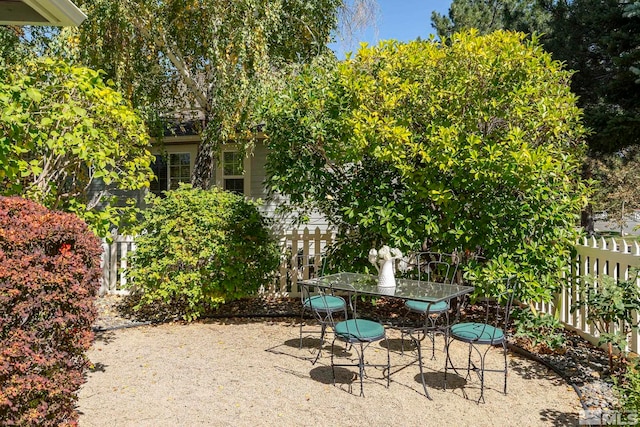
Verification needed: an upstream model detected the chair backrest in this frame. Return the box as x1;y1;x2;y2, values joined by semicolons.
475;275;519;337
405;251;461;284
298;253;327;303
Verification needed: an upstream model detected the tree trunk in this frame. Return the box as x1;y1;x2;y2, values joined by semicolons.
581;207;595;236
192;144;214;190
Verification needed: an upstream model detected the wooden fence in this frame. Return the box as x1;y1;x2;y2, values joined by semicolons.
100;230;640;352
270;227;334;297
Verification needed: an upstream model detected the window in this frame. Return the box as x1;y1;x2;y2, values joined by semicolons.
168;153;191;189
150;152;192;195
222;151;244;194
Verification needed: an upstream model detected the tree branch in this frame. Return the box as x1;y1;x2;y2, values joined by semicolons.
125;1;209;114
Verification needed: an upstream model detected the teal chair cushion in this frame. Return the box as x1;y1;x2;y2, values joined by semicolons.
404;299;448;314
450;322;504;344
304;295;345;312
335;319;385;342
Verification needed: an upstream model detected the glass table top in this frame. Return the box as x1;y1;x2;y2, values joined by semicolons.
301;272;474;303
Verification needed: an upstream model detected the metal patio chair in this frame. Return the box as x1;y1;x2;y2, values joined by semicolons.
330;282;390;397
444;276;518;403
298;254;348;364
400;251;461;359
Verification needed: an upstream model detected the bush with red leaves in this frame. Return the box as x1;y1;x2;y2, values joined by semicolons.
0;197;102;426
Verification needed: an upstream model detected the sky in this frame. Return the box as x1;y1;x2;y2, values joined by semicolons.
330;0;452;59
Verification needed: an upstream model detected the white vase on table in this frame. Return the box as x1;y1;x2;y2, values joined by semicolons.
377;259;396;293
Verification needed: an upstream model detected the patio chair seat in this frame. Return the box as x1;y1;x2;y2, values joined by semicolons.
304;295;346;311
335;319;386;342
450;322;504;345
404;300;448;314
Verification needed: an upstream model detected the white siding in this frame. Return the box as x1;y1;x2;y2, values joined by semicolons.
91;133;332;233
250;143;331;234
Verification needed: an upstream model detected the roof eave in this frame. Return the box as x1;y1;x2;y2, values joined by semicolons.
0;0;87;27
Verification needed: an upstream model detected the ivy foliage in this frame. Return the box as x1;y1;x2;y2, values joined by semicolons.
0;57;155;237
260;30;589;301
126;185;281;321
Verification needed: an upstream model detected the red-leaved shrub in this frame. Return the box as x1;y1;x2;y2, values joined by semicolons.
0;197;102;426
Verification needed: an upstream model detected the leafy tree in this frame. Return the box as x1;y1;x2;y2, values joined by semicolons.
260;31;589;301
545;0;640;154
38;0;377;189
0;57;154;236
431;0;552;40
586;148;640;233
623;1;640;83
432;0;640;226
0;27;26;67
543;0;640;226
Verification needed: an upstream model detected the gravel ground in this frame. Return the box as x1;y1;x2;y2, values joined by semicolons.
87;294;620;422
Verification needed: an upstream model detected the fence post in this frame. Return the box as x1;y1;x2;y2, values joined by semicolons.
100;240;110;296
108;230;118;293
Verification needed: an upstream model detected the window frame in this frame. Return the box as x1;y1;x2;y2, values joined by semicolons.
216;144;251;196
150;143;198;195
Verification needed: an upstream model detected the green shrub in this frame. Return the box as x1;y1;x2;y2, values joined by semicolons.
571;271;640;369
0;196;102;426
617;358;640;413
0;57;154;237
512;306;565;352
261;30;589;302
126;185;281;321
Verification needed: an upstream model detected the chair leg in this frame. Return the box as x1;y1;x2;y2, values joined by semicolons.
400;310;412;355
330;337;337;387
357;343;366;397
443;335;452;390
385;336;391;389
477;345;486;404
503;342;508;395
418;311;447;360
471;344;494;404
466;343;473;380
299;306;306;349
330;338;389;397
311;322;328;365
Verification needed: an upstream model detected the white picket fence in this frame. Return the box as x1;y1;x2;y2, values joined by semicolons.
100;232;136;296
100;230;640;352
271;227;334;296
535;236;640;353
99;227;333;297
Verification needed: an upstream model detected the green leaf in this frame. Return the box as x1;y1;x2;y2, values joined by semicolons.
25;88;42;103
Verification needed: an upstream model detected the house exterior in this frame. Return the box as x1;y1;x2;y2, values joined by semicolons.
150;128;331;234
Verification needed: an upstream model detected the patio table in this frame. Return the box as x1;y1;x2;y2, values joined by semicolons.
301;272;474;398
301;272;473;304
